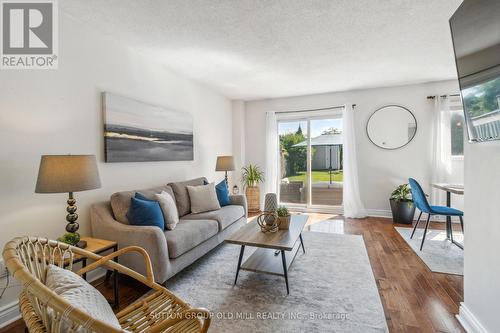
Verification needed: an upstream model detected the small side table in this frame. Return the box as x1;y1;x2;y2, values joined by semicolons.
72;237;119;308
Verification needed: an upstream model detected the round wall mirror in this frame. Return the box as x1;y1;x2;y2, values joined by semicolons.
366;105;417;150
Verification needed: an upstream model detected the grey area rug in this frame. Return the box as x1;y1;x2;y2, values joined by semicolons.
166;231;388;333
395;227;463;275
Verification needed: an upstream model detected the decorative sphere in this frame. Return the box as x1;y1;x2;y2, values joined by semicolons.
257;212;280;233
66;222;79;233
67;206;77;214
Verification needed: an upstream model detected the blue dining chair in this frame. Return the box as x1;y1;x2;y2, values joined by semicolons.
408;178;464;251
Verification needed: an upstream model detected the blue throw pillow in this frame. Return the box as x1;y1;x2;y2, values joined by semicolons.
127;197;165;229
215;180;231;207
135;192;154;202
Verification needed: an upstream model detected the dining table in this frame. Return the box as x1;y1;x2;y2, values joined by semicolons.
431;183;464;249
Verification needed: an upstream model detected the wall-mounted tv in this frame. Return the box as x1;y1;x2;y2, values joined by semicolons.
450;0;500;142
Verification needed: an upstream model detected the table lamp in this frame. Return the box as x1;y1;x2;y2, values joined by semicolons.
35;155;101;248
215;156;235;183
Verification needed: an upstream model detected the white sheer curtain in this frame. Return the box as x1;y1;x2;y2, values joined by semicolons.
431;97;453;205
265;111;278;194
343;105;366;218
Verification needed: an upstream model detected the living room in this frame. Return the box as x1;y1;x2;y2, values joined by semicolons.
0;0;499;332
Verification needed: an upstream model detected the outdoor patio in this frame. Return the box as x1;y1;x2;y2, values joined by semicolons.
280;181;343;206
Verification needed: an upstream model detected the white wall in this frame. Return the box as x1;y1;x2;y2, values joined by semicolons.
242;80;461;215
458;140;500;333
0;13;232;324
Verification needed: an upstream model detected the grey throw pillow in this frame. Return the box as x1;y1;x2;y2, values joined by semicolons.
169;177;207;216
155;191;180;230
187;183;221;214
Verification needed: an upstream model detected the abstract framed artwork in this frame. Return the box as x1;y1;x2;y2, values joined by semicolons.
103;93;194;162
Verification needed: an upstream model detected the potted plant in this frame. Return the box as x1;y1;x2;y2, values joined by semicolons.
389;184;416;224
276;206;291;230
242;164;265;213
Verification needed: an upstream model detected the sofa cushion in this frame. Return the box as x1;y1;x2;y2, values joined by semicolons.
165;219;218;259
182;205;245;231
168;177;207;217
155;191;180;230
215;180;231;206
110;185;174;224
187;183;220;214
127;197;165;229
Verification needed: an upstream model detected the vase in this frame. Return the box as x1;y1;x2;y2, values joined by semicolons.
264;193;278;213
246;186;261;213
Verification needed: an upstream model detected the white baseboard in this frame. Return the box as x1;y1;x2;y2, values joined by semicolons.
286;207;452;223
284;206;453;223
285;207;395;219
365;209;454;223
0;269;106;328
456;303;489;333
365;209;392;218
0;300;20;329
288;206;344;215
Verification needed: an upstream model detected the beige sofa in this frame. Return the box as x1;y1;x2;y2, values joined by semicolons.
90;177;247;283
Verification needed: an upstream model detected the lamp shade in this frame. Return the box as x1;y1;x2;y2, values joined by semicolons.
35;155;101;193
215;156;235;172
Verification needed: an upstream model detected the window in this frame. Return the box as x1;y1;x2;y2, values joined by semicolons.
450;110;464;156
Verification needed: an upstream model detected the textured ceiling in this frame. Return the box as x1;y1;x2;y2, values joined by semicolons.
60;0;463;100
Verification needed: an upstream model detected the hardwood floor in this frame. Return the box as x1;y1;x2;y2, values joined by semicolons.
306;216;464;333
0;215;464;333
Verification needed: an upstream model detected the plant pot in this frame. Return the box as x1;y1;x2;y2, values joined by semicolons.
278;215;291;230
389;199;415;224
246;186;261;213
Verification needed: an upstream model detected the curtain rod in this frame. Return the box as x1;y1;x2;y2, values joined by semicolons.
275;105;346;114
426;93;461;100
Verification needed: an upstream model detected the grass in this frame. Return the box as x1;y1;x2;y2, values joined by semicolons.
286;170;343;183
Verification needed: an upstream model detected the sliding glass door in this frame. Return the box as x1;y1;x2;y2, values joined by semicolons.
309;118;343;206
277;111;343;209
278;120;308;205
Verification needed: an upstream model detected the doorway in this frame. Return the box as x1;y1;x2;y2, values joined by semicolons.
277;108;343;211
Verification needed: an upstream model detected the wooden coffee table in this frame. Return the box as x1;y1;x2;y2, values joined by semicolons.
225;214;308;294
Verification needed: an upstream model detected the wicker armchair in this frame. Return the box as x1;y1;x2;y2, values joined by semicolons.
2;236;211;333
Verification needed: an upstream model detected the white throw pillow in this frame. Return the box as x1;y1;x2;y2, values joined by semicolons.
187;183;221;214
45;264;121;331
155;190;180;230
